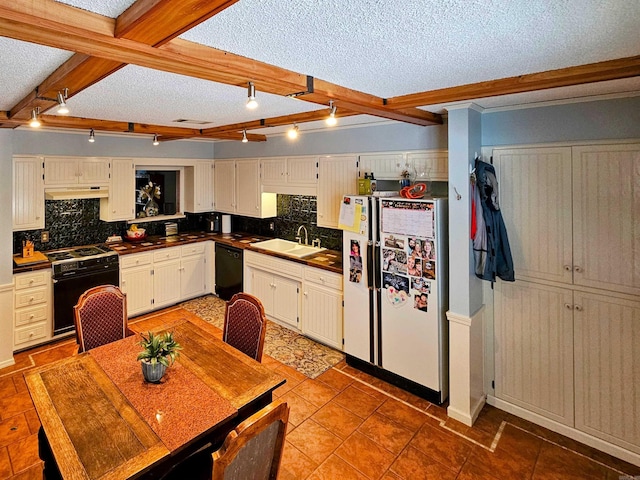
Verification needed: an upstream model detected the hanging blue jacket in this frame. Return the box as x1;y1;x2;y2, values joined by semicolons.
474;159;515;282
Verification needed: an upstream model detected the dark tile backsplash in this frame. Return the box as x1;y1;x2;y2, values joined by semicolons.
232;194;342;251
13;195;343;254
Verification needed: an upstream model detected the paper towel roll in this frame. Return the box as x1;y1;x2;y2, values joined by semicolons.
222;215;232;234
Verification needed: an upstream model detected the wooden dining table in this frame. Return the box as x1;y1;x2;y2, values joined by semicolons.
25;314;286;480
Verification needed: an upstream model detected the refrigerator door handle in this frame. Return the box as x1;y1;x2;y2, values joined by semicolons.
373;242;381;290
366;242;375;289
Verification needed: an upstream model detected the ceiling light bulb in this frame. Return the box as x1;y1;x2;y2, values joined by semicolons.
88;129;95;143
242;130;248;143
326;101;337;126
287;124;299;139
56;91;69;114
29;108;41;128
153;134;159;146
246;82;258;109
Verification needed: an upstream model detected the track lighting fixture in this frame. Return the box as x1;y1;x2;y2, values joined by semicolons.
287;124;299;140
88;129;95;143
242;129;248;143
246;82;258;109
29;107;41;128
326;100;337;126
152;134;159;146
56;88;69;114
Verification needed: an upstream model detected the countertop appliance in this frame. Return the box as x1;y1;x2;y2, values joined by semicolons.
206;213;221;233
339;195;449;404
46;244;119;336
215;243;243;300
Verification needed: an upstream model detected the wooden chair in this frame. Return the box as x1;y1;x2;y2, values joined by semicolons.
223;293;267;362
73;284;129;353
158;400;289;480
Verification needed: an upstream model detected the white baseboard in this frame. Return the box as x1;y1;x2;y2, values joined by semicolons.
488;395;640;468
0;357;15;370
448;394;486;426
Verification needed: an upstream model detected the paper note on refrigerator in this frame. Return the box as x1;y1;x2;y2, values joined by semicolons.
339;203;361;232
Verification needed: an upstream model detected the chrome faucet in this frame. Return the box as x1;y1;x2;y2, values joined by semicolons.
296;225;308;245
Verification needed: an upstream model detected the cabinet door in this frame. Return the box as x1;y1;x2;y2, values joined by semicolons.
358;153;406;179
260;158;287;186
235;159;261;216
494;147;573;284
153;259;181;308
273;275;300;329
101;158;134;221
572;144;640;296
302;283;342;349
250;269;275;317
44;158;78;185
186;161;214;213
214;160;236;213
317;155;358;228
406;151;448;181
494;280;574;426
120;265;153;316
286;157;318;185
78;158;110;185
574;291;640;453
181;254;206;299
13;156;44;231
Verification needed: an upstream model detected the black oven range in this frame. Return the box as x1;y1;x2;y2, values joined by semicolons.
46;244;119;336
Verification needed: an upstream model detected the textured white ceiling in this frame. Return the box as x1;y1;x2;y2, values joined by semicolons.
1;0;639;137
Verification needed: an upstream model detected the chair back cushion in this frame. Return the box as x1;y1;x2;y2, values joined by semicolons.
223;294;267;361
75;285;127;352
222;422;280;479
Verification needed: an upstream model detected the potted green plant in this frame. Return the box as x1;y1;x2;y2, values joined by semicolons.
137;331;181;383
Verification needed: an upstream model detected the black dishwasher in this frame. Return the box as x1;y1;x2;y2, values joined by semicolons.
215;243;243;300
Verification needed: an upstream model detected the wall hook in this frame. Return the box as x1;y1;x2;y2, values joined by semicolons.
453;187;462;200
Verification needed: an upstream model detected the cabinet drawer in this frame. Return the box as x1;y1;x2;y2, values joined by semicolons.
245;251;303;279
14;323;47;345
154;248;181;263
15;286;48;308
15;304;48;327
181;243;206;257
120;253;152;269
15;271;49;290
304;267;342;290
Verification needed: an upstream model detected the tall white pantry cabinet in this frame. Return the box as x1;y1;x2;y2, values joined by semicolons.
491;143;640;458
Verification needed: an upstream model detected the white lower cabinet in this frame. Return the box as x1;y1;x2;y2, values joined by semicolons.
13;270;52;350
244;250;344;349
119;242;210;317
302;267;343;349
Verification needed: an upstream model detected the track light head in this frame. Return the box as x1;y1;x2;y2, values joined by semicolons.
287;124;299;139
29;108;41;128
242;129;248;143
152;134;159;146
326;100;337;126
246;82;258;109
88;129;95;143
56;90;69;115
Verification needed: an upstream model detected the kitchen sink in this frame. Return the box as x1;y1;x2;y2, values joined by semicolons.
251;238;326;258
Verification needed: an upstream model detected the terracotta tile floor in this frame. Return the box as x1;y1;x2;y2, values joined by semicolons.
1;309;640;479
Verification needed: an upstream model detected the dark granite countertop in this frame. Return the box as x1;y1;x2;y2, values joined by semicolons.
110;231;343;275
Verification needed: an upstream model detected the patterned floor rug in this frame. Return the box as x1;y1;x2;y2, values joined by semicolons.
179;295;345;379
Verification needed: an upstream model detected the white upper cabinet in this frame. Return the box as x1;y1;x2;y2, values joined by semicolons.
317;155;358;229
571;144;640;296
100;158;135;222
358;153;406;179
214;159;276;218
406;151;449;181
261;156;318;195
44;157;110;186
13;156;45;231
185;161;214;213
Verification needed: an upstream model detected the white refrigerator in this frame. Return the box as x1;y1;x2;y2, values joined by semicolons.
339;195;449;404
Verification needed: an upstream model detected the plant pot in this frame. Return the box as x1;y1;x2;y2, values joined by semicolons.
141;361;166;383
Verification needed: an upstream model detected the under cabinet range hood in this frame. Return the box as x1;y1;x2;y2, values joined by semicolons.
44;187;109;200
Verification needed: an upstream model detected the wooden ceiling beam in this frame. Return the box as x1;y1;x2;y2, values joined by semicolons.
7;0;238;121
387;55;640;109
0;1;436;127
159;132;267;142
